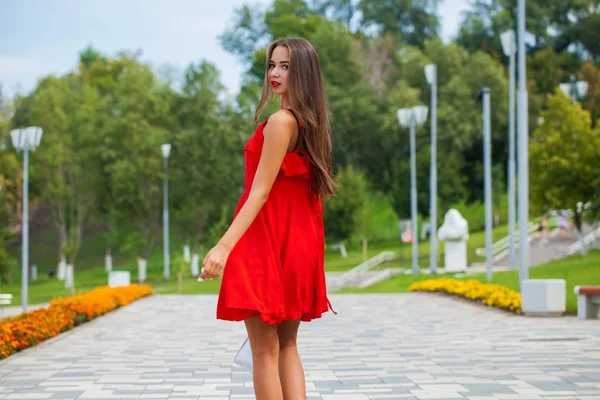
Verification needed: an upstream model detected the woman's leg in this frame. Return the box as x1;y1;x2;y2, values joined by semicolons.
244;316;283;400
277;320;306;400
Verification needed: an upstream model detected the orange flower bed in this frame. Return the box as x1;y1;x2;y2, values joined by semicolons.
0;284;153;359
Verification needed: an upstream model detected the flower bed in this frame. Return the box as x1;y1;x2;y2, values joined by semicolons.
0;284;153;359
408;278;521;313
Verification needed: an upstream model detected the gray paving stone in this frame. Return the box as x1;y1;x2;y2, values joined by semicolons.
1;294;600;399
47;391;86;399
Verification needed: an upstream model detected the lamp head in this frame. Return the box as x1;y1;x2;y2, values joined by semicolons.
161;143;172;159
424;64;437;86
576;81;589;98
500;30;516;56
413;105;429;126
397;108;412;128
559;83;571;98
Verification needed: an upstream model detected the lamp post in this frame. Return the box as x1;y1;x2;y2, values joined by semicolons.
517;0;530;288
424;63;438;276
501;29;517;271
10;127;43;311
479;88;493;282
161;144;171;281
397;105;429;275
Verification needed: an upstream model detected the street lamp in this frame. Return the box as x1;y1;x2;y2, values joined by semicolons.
11;126;43;311
424;63;438;276
560;75;589;105
161;143;171;281
500;29;517;272
478;88;493;282
397;105;428;275
517;0;530;288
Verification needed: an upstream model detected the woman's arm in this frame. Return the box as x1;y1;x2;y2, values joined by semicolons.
200;110;297;279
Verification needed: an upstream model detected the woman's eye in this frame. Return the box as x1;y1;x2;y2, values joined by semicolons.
282;65;289;70
268;64;274;69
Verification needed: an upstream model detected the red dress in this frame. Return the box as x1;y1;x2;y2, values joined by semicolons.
216;115;336;325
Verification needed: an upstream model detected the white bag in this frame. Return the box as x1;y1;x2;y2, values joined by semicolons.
234;337;253;373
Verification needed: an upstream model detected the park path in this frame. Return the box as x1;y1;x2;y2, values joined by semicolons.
0;294;599;399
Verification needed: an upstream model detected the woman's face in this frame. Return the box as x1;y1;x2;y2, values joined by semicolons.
268;45;289;96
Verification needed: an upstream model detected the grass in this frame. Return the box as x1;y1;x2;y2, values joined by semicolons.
340;249;600;314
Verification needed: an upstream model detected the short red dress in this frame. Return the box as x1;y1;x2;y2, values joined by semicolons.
216;113;336;325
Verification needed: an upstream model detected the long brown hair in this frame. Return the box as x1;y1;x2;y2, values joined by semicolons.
255;37;337;198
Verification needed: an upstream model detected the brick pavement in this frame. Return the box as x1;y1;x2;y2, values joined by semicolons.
0;294;599;399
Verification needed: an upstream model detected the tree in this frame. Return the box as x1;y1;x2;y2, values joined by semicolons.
530;89;600;253
0;198;14;281
324;165;368;253
389;40;509;213
169;60;244;276
456;0;511;56
219;3;269;63
358;0;440;47
103;63;176;282
580;61;600;127
310;0;359;30
11;74;104;292
0;85;20;226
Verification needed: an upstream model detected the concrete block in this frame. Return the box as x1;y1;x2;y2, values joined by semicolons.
108;271;131;287
522;279;566;317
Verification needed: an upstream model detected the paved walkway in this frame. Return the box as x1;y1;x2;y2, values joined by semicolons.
0;294;599;399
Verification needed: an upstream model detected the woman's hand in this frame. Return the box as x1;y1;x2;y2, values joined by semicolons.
199;243;231;280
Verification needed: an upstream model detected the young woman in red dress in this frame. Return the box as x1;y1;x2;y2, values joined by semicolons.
199;37;337;399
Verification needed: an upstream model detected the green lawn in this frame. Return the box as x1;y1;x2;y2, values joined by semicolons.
340;249;600;314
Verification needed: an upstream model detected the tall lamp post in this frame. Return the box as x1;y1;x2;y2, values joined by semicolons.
397;105;429;275
479;88;493;282
11;127;43;311
500;29;517;271
424;63;438;276
559;75;589;255
516;0;530;288
161;144;171;281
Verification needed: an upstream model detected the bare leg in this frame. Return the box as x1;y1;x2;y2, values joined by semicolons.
277;320;306;400
244;316;283;400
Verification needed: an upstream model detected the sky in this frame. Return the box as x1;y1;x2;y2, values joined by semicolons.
0;0;471;99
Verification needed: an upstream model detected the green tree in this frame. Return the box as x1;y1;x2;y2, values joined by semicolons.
310;0;358;30
104;62;176;282
580;61;600;127
530;89;600;253
388;40;509;215
12;74;104;292
358;0;440;47
170;60;244;276
324;165;368;250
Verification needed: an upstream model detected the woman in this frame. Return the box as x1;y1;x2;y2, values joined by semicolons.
199;37;337;399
